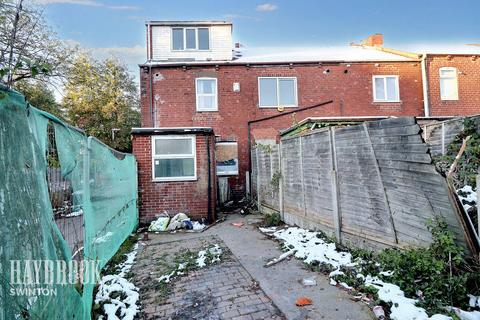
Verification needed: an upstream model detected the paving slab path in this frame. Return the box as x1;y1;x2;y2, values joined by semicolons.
135;214;373;320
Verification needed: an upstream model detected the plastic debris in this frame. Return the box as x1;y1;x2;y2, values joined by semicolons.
302;276;317;286
295;297;313;306
231;222;244;227
373;306;386;319
148;212;170;232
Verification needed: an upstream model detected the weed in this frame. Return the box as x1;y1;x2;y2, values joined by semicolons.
264;212;282;227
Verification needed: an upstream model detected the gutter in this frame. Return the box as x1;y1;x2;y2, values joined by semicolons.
421;53;430;117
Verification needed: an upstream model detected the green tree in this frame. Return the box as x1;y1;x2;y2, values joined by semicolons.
62;54;140;152
0;0;75;87
14;80;64;118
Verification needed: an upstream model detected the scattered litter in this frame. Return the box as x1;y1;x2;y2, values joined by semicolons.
302;276;317;286
148;212;206;233
148;212;170;232
231;222;244;228
295;297;312;307
373;306;386;319
167;212;190;231
264;250;295;267
64;209;83;217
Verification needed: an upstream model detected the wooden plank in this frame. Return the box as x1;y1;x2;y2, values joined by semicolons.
330;127;342;242
375;152;432;163
368;124;421;137
366;117;416;129
363;122;398;243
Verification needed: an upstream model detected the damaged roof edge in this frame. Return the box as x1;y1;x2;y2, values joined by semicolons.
139;58;419;68
132;127;214;135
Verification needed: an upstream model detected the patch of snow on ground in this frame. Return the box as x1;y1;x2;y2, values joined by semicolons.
196;244;222;268
96;242;140;320
158;244;223;283
457;185;477;212
261;226;478;320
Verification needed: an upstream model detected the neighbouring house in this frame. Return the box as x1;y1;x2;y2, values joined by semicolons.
132;127;216;223
133;20;480;220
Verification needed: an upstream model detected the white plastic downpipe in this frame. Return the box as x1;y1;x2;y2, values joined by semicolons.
421;53;430;117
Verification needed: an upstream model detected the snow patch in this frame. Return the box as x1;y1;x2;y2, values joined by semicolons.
95;243;140;320
261;226;479;320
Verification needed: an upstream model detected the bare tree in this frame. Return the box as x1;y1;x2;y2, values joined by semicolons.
0;0;76;87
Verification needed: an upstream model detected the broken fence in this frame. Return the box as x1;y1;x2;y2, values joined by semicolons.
252;117;476;253
0;88;138;320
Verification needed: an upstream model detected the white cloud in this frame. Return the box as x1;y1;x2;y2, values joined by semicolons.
32;0;139;10
256;3;278;12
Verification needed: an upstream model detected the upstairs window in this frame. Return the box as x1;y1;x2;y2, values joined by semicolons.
258;77;298;108
439;67;459;100
152;136;196;181
196;78;218;111
172;27;210;51
373;75;400;102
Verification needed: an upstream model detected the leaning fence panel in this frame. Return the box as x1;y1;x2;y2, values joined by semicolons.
252;117;476;254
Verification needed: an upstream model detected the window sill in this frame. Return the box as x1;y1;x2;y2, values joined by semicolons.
196;109;219;112
258;105;298;109
218;173;239;176
372;100;402;104
152;177;197;183
440;98;459;101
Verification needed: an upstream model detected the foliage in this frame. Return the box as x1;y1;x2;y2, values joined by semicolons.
0;0;76;86
377;218;479;315
256;143;274;153
14;79;64;118
434;117;480;188
270;170;282;190
102;234;139;276
62;53;140;152
264;212;282;227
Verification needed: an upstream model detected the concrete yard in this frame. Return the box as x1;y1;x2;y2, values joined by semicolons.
132;214;373;320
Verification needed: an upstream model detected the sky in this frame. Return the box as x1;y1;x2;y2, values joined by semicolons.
33;0;480;82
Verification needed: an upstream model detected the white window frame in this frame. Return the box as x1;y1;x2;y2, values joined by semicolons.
196;77;218;112
151;135;197;182
258;77;298;108
216;141;239;176
372;75;400;102
439;67;459;100
171;27;210;51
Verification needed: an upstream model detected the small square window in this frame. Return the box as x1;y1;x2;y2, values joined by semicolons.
152;136;196;181
258;77;298;108
373;76;400;102
171;27;210;51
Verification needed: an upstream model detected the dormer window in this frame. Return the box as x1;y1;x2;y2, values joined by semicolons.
172;27;210;51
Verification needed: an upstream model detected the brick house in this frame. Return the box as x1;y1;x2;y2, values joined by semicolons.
133;21;480;222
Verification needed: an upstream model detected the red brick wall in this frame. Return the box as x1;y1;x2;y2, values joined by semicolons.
132;133;216;224
427;55;480;116
139;62;424;197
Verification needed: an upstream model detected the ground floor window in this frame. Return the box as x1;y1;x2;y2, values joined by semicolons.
152;135;196;181
216;141;238;175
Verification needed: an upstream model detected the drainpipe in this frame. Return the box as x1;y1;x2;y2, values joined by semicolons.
206;135;213;223
421;53;430;117
149;65;154;126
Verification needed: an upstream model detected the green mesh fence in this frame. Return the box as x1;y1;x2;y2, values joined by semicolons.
0;87;138;319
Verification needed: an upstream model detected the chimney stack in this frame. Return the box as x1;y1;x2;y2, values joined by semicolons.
362;34;383;47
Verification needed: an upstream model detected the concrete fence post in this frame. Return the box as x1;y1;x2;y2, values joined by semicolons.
329;127;341;242
278;143;284;219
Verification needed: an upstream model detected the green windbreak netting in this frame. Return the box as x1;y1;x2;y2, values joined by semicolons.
0;87;138;320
